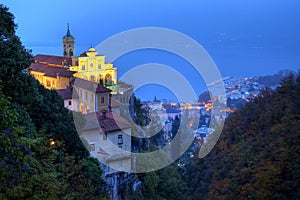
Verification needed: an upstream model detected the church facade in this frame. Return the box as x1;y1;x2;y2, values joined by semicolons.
69;47;118;93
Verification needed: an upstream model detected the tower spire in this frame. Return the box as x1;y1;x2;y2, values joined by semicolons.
63;23;75;57
66;23;71;37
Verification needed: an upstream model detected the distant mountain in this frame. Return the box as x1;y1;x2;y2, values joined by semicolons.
256;69;298;87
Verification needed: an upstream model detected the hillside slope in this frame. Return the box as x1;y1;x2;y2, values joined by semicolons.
187;75;300;199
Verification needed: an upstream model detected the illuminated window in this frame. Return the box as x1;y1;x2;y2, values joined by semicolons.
46;80;51;87
105;74;112;85
80;103;83;113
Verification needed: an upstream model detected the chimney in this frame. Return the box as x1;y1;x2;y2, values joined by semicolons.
101;110;106;119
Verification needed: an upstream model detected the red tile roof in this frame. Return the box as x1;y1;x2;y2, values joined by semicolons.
29;63;75;78
98;147;109;155
72;78;111;93
57;88;73;99
34;54;72;66
80;52;87;57
83;111;132;132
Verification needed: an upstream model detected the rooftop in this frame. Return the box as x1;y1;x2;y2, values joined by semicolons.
57;88;73;100
72;78;112;93
29;63;75;78
34;54;72;66
83;111;132;132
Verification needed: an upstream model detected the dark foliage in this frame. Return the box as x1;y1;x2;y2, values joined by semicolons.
186;74;300;199
0;4;107;199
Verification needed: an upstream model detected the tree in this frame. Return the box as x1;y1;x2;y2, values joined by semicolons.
186;75;300;199
0;5;108;199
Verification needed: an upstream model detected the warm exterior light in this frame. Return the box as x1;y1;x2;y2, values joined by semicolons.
50;138;56;146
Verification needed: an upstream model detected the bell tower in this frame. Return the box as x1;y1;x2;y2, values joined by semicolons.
63;23;75;57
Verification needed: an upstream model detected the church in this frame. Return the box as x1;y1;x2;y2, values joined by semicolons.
29;24;133;112
30;24;117;93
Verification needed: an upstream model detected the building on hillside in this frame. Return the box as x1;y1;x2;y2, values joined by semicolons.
56;88;75;110
29;55;75;90
82;110;133;174
29;25;133;109
56;77;134;174
111;98;121;115
71;78;112;114
29;24;136;200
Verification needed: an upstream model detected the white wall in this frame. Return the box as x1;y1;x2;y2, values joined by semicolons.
82;127;132;174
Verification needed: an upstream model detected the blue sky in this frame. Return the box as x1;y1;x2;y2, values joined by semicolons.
2;0;300;100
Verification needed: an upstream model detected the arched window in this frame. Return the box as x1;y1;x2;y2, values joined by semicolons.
105;74;112;86
69;49;73;57
90;75;96;82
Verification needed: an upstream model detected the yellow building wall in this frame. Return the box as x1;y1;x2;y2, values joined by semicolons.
30;70;72;90
70;48;117;85
97;93;109;110
30;71;44;84
42;76;57;90
55;76;72;90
